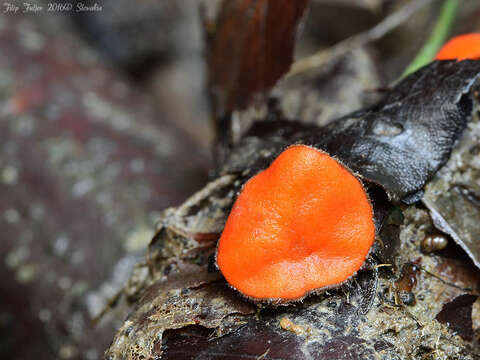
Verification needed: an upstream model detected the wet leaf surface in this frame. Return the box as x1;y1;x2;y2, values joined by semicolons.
306;60;480;201
161;325;391;360
221;61;480;203
208;0;309;118
436;294;478;341
162;322;390;360
161;321;306;360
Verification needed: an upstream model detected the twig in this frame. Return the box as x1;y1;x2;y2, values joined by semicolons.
402;0;459;77
91;289;123;325
287;0;436;78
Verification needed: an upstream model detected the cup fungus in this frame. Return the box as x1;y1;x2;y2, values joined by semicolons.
436;33;480;60
216;145;375;302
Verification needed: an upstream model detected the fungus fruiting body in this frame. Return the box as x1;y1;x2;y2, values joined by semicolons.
436;33;480;60
216;145;375;302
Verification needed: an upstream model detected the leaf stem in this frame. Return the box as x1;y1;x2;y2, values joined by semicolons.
402;0;459;77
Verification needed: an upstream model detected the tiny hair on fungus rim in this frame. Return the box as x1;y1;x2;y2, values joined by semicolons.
216;144;375;303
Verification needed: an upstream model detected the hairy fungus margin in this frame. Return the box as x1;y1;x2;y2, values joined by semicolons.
216;145;375;302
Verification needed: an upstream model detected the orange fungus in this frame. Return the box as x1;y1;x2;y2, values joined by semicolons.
436;33;480;60
216;145;375;301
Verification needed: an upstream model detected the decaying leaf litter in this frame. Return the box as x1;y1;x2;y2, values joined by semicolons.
105;1;480;359
105;59;480;360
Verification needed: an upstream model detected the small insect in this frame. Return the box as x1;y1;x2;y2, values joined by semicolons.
421;234;448;253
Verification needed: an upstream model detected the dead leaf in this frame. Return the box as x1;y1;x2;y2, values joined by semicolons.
307;60;480;202
221;61;480;203
208;0;309;118
436;294;478;341
104;264;255;359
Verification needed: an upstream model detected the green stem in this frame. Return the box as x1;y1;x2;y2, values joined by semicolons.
402;0;459;77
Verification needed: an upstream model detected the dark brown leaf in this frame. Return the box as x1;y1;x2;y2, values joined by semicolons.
221;61;480;203
161;320;307;360
104;264;255;359
436;294;478;341
307;60;480;202
208;0;309;118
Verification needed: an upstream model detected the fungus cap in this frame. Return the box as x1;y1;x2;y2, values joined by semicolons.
436;33;480;60
216;145;375;302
